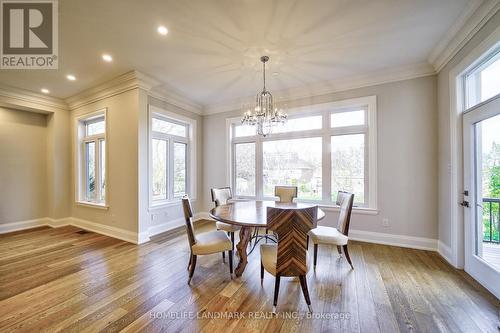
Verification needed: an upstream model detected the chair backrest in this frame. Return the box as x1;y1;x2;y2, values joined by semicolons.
267;206;318;277
181;196;196;247
336;191;354;236
211;187;232;207
274;186;298;203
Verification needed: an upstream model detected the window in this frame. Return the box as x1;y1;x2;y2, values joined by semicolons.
263;137;322;200
234;142;255;196
331;109;365;127
331;134;365;204
77;111;106;205
150;110;192;205
465;48;500;108
229;96;377;208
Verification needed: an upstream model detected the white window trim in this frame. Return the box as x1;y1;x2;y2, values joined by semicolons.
75;108;109;209
148;105;197;209
226;95;377;211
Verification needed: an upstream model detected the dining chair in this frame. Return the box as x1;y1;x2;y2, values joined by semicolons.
308;191;354;269
274;185;298;203
260;206;318;313
211;187;241;255
182;195;233;283
260;185;299;242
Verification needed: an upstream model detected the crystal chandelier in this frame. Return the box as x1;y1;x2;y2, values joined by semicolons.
241;56;287;137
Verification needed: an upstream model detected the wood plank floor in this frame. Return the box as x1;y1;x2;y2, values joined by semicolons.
0;222;499;333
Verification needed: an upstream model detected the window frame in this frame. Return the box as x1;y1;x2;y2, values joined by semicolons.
75;109;108;208
148;105;196;208
227;96;377;210
464;46;500;109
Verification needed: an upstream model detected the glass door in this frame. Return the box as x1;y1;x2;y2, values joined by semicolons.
463;96;500;299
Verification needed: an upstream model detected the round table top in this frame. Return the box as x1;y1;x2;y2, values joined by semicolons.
209;200;326;227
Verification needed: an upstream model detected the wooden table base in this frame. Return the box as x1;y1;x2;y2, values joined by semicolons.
235;226;252;277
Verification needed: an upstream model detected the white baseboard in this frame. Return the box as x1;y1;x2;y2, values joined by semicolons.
145;212;209;240
0;218;51;234
348;229;438;251
68;217;139;244
1;214;439;252
438;241;454;265
1;213;211;244
47;217;71;228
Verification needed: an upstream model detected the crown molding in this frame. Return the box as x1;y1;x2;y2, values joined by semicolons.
202;61;436;115
65;70;151;110
429;0;500;72
148;84;203;116
0;83;68;113
65;70;202;114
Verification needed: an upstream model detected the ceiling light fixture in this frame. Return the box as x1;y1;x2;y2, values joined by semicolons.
102;54;113;62
41;88;50;94
157;26;168;36
66;74;76;81
241;56;287;137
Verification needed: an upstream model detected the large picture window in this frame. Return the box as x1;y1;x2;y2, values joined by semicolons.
229;96;377;208
77;111;107;206
150;111;192;205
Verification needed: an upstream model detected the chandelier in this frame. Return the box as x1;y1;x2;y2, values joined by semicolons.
241;56;287;137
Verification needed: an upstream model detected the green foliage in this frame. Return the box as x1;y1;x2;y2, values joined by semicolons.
483;142;500;242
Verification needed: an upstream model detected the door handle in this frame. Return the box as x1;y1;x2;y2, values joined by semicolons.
460;200;469;208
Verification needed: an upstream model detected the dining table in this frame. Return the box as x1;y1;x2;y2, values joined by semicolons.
209;200;326;277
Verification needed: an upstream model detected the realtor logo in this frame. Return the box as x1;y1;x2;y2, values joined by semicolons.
1;0;58;69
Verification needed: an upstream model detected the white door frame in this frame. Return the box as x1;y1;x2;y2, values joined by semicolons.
447;26;500;269
463;96;500;299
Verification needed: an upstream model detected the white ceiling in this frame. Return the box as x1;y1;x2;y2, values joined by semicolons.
0;0;476;107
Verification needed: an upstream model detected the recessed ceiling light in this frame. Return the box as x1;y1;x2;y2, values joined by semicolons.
41;88;50;94
272;72;279;76
66;74;76;81
102;54;113;62
157;25;168;36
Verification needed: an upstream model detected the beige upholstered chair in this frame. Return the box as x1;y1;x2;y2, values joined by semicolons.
308;191;354;269
211;187;241;252
260;206;318;313
274;185;298;203
182;196;233;283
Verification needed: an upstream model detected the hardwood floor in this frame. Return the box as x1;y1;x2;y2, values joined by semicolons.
0;222;498;333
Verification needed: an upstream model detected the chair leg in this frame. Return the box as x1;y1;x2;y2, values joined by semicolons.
230;232;235;252
343;244;354;269
306;235;309;250
188;255;197;284
265;228;268;243
299;275;313;313
187;253;192;270
273;275;281;313
222;251;225;263
337;245;342;257
260;261;264;283
313;244;318;268
228;250;233;276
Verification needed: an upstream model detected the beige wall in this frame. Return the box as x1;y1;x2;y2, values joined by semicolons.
437;11;500;254
0;108;48;223
46;109;71;219
71;89;140;233
203;75;438;240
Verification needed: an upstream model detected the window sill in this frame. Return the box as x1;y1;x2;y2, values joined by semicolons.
76;201;109;210
149;198;197;212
